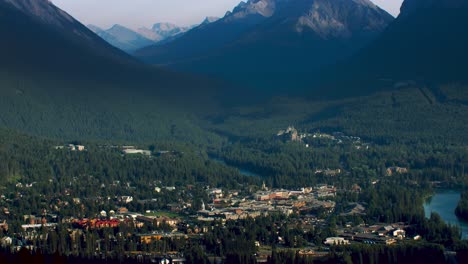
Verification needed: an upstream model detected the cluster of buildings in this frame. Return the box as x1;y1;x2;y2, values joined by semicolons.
54;144;86;151
314;169;342;177
277;126;308;142
276;127;371;151
73;218;120;229
386;166;409;176
195;184;337;222
334;223;415;246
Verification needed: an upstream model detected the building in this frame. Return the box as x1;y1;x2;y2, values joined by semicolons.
0;220;8;232
136;216;180;228
138;234;163;244
74;219;120;229
386;167;408;176
324;237;349;246
123;149;151;155
120;196;134;204
393;229;406;239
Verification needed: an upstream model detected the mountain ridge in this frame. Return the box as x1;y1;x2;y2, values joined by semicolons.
135;0;394;95
88;24;155;52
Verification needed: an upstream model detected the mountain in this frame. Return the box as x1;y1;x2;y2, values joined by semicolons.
0;0;140;78
137;23;190;42
88;24;155;52
0;0;222;142
135;0;394;94
316;0;468;97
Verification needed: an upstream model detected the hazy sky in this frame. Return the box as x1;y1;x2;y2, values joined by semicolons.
52;0;404;30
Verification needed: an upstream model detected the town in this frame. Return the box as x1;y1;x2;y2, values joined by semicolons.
0;176;422;263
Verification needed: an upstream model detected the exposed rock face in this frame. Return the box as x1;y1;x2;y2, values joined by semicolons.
220;0;392;38
226;0;279;20
295;0;392;38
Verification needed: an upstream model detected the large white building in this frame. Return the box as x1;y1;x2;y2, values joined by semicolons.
324;237;349;246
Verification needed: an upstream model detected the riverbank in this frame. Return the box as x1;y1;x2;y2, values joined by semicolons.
424;189;468;239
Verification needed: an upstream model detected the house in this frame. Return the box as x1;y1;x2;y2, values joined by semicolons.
323;169;342;176
120;196;134;204
0;220;8;232
117;207;128;214
378;226;394;236
67;144;85;151
76;145;85;151
386;167;408;176
1;237;12;246
393;229;406;239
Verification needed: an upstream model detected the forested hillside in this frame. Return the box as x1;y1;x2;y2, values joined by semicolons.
0;0;227;143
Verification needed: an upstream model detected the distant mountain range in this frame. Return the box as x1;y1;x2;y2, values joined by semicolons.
138;23;191;42
88;24;155;52
135;0;394;93
88;18;220;52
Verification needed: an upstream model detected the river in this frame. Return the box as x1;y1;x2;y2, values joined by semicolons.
210;157;262;177
423;190;468;239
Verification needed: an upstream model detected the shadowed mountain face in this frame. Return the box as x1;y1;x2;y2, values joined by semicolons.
0;0;141;80
135;0;394;95
314;0;468;98
0;0;224;141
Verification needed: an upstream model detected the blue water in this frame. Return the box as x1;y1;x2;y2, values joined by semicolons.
423;190;468;239
210;157;262;177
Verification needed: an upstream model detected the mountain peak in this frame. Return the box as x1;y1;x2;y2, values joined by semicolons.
293;0;393;38
152;22;179;31
201;16;220;25
225;0;279;21
89;24;155;52
110;24;127;30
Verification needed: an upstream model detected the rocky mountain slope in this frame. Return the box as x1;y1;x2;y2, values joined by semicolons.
135;0;394;94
